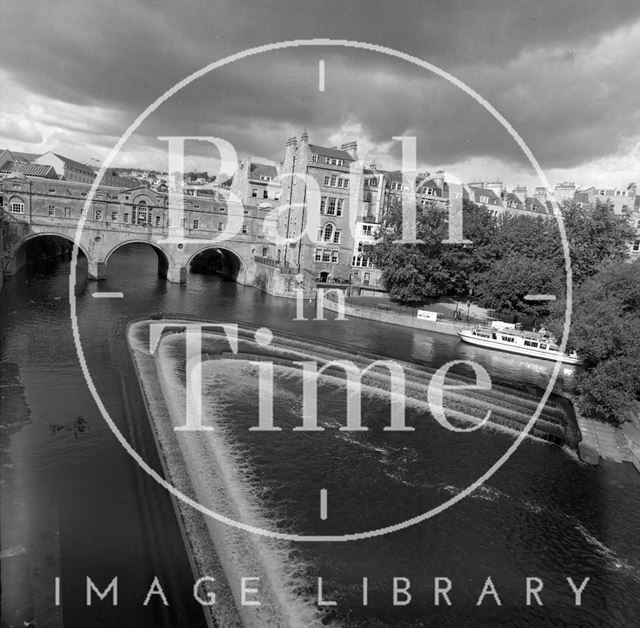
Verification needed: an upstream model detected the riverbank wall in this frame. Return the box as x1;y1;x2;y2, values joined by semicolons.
322;294;467;336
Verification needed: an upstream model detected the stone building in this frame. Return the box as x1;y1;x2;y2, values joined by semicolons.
34;151;97;183
277;132;362;283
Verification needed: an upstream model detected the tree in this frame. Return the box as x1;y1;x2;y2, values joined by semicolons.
555;260;640;423
560;200;635;284
473;253;563;319
374;197;498;304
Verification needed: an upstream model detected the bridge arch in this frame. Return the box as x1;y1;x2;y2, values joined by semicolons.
16;232;92;261
187;245;245;282
8;232;92;277
104;240;172;279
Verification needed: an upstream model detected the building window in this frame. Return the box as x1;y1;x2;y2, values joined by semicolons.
111;211;118;221
242;224;248;234
319;223;338;243
314;248;339;263
252;188;258;198
352;255;373;268
326;197;336;215
136;200;148;224
312;154;318;162
633;240;640;252
479;196;489;204
155;215;161;227
65;207;71;217
391;181;401;190
9;197;24;213
336;198;343;216
193;219;199;230
124;212;129;223
324;175;330;186
324;224;333;242
218;222;224;231
329;174;337;187
362;225;373;236
263;189;268;199
95;209;103;220
48;205;56;216
262;247;268;257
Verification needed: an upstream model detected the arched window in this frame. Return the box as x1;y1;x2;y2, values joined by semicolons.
135;199;148;225
317;222;341;243
9;196;25;213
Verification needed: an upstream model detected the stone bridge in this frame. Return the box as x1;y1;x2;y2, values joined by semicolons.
2;211;266;285
0;177;274;286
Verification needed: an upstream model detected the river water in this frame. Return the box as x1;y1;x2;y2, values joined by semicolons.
1;243;639;627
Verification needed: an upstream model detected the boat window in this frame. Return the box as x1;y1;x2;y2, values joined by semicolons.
524;340;538;347
539;343;547;350
501;335;515;343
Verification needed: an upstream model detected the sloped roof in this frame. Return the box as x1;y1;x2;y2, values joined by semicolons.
525;197;548;213
468;186;502;205
0;149;41;162
308;144;354;161
52;152;96;173
416;177;444;196
249;162;278;180
503;192;523;207
0;161;59;179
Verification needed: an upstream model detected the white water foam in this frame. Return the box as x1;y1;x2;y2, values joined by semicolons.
154;337;329;627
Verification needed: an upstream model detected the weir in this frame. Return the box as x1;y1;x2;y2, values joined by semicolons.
127;318;581;624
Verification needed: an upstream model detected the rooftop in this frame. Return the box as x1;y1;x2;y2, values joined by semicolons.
249;162;278;180
308;144;355;162
0;161;59;179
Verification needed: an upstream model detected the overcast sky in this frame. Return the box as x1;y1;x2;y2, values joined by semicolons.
1;0;639;190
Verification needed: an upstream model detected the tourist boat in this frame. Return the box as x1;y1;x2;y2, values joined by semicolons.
458;322;582;365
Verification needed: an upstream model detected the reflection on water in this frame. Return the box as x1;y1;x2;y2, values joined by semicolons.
1;243;639;627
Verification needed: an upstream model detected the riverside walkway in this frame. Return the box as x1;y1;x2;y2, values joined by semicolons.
322;294;489;337
577;415;639;470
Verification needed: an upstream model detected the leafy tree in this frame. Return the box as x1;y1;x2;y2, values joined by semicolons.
559;260;640;423
374;197;498;304
473;253;563;319
560;200;635;284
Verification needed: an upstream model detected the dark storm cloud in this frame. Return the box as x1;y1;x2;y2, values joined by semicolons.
1;0;639;170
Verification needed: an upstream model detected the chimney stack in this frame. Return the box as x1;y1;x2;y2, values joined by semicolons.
513;186;527;204
341;141;358;160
